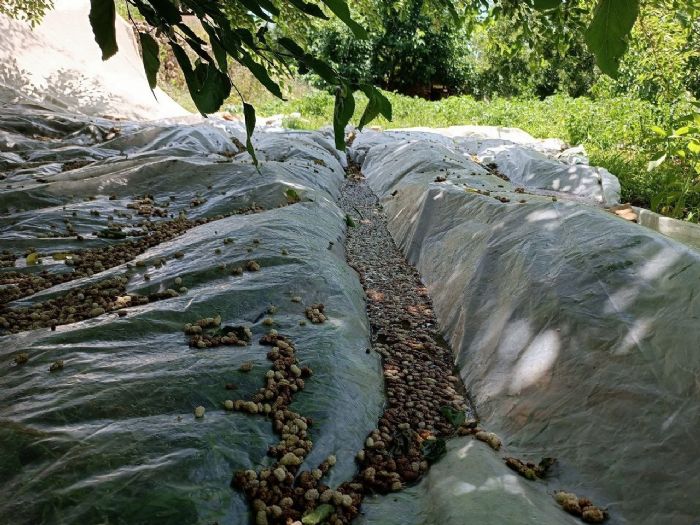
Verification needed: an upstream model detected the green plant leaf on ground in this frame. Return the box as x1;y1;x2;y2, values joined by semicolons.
422;438;447;463
26;252;39;265
441;405;466;428
302;503;334;524
345;214;356;227
285;188;301;203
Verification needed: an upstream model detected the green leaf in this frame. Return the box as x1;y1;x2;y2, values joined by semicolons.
647;154;667;172
243;102;258;167
277;38;337;85
345;214;356;227
302;504;334;525
235;0;275;21
440;405;466;428
584;0;639;77
89;0;118;60
688;141;700;154
148;0;181;24
421;438;447;463
238;52;284;99
287;0;328;19
650;192;665;212
138;32;160;90
320;0;368;39
532;0;561;10
171;43;231;115
673;126;691;136
201;23;228;72
358;85;392;130
285;188;301;203
333;84;354;151
649;126;667;138
26;252;40;265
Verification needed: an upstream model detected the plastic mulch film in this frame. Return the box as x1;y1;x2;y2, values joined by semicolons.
355;132;700;525
352;128;620;206
0;107;384;524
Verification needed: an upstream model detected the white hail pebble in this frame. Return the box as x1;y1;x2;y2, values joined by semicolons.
194;406;205;418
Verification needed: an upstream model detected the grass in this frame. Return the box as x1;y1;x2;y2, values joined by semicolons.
230;90;697;220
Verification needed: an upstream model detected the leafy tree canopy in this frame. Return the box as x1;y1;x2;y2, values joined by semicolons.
0;0;54;25
6;0;698;153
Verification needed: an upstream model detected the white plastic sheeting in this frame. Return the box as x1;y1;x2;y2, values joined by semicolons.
0;106;384;524
0;0;188;120
359;437;580;525
355;131;700;525
352;127;620;206
0;105;599;524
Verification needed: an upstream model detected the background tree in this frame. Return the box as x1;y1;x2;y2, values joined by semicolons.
0;0;53;25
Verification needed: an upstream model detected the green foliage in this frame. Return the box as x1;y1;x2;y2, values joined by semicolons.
466;15;597;99
646;104;700;220
89;0;118;60
591;5;697;105
0;0;53;25
440;405;466;428
88;0;389;153
305;0;474;96
255;89;700;220
301;503;334;524
585;0;640;77
138;32;159;90
421;438;447;463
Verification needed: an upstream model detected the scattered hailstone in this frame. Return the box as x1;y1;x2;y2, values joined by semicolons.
194;406;205;418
